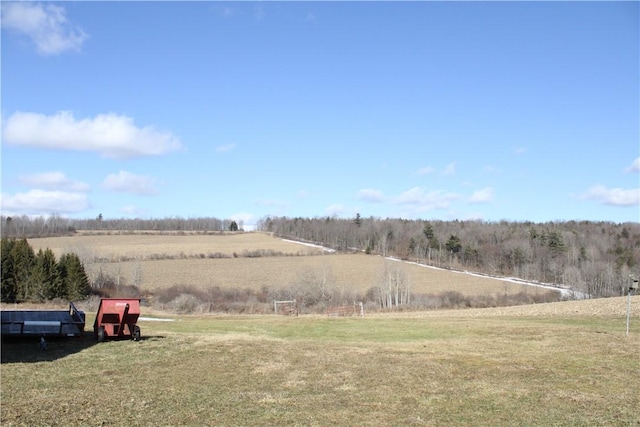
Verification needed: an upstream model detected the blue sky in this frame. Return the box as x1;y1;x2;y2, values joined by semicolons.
1;1;638;227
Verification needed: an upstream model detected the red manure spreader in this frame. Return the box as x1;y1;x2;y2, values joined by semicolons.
93;298;141;342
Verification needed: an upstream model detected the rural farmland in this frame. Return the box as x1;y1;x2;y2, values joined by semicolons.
3;231;639;426
1;297;639;426
27;232;552;298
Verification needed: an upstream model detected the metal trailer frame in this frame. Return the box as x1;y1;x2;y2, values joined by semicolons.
1;302;86;337
93;298;141;342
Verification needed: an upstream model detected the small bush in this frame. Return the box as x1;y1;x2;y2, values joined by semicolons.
171;294;199;314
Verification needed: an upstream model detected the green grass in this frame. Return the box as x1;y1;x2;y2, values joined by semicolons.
2;313;639;426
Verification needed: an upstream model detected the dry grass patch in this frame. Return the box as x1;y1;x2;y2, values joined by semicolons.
378;295;640;318
89;253;527;296
27;231;551;301
2;301;638;426
28;231;323;261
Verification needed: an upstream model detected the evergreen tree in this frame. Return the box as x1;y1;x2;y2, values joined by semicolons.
59;253;91;300
1;238;16;302
445;235;462;254
31;248;62;301
10;239;35;301
423;223;434;242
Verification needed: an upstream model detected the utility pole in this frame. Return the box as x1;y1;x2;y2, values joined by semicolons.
626;275;638;337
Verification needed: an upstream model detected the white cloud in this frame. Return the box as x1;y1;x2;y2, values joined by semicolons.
483;165;499;174
417;166;436;175
469;187;494;203
325;204;345;216
2;111;182;159
513;145;526;155
103;171;158;195
257;198;288;208
231;212;255;228
214;6;236;18
584;185;640;207
395;187;460;210
356;189;384;203
442;162;456;176
216;143;236;153
19;172;90;192
462;212;485;221
1;189;88;215
625;157;640;173
1;2;88;55
417;164;456;176
253;3;266;21
120;205;149;217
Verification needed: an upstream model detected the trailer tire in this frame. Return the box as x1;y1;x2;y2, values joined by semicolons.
97;326;106;343
133;325;141;341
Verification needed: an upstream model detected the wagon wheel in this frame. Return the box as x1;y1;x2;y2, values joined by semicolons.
133;325;141;341
97;326;106;343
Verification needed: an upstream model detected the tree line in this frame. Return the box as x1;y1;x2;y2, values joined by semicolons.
0;214;243;239
1;238;91;303
1;214;638;300
257;216;640;298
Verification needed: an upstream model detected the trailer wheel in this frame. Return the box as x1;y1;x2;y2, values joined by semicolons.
133;325;141;341
97;326;106;343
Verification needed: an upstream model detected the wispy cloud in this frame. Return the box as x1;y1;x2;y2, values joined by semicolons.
417;163;455;176
324;203;345;217
216;143;236;153
513;145;527;155
442;162;456;176
19;172;90;192
483;165;499;174
417;166;436;175
1;189;89;215
253;3;266;21
231;212;254;227
3;111;182;159
395;187;460;210
1;2;88;55
469;187;494;203
103;171;159;195
583;185;639;207
256;198;290;215
625;157;640;173
356;188;384;203
120;205;150;217
213;5;236;19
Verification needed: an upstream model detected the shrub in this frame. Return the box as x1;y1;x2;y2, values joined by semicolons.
171;294;199;314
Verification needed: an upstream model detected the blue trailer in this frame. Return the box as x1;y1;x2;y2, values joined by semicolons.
1;302;85;337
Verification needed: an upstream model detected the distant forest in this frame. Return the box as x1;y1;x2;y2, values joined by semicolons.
1;214;638;299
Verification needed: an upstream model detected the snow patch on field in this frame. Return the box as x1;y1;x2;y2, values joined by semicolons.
281;239;336;252
279;238;588;299
388;256;588;299
139;317;175;322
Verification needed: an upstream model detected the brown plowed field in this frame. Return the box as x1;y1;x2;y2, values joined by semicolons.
29;232;551;296
29;231;323;260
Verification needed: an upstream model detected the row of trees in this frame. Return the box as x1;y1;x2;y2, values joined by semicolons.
1;214;637;302
258;216;640;298
1;238;91;302
0;215;243;238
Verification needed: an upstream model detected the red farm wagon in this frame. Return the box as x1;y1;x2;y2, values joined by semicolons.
93;298;141;342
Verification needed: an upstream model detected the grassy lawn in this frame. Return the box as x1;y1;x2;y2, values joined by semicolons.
2;311;639;426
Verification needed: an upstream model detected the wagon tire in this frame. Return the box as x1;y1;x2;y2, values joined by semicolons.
97;326;106;343
133;325;141;341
